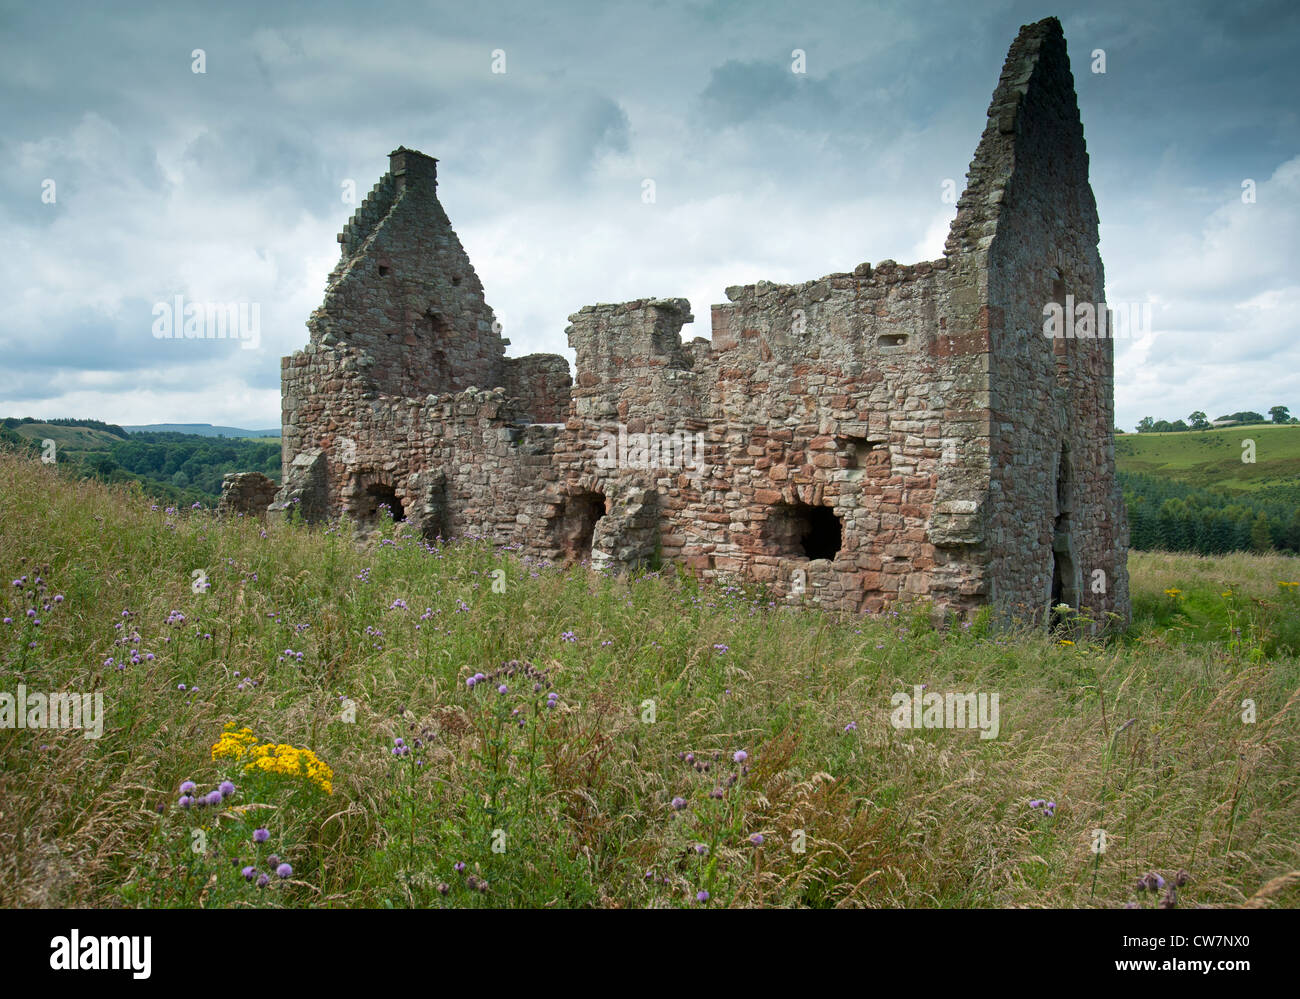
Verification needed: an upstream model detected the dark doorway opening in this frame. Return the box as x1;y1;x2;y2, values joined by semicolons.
366;484;405;523
1049;447;1077;629
767;502;842;560
556;491;606;561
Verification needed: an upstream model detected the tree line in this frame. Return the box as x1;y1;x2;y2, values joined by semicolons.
1131;406;1294;434
1122;472;1300;554
0;427;279;506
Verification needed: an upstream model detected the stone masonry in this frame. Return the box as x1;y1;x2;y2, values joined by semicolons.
266;17;1131;628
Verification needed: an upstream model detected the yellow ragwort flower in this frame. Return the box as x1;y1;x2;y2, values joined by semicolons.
210;727;333;794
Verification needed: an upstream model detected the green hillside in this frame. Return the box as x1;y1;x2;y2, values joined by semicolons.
1116;425;1300;493
10;422;127;450
1;417;279;507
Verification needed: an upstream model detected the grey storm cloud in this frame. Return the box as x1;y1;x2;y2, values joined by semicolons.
0;0;1296;430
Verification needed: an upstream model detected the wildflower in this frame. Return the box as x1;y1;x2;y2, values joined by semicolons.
180;780;197;794
733;750;748;764
671;797;687;810
205;790;223;807
219;781;235;798
696;890;709;903
267;854;280;867
844;722;857;733
253;828;270;843
684;753;695;764
454;862;466;873
276;863;292;879
256;874;270;888
1028;799;1044;809
498;684;508;695
561;631;576;642
749;833;764;846
709;787;724;800
694;844;708;856
242;866;256;881
178;795;193;809
1044;801;1056;817
177;684;186;691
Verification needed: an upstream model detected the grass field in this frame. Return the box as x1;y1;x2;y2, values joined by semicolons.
1116;424;1300;493
1;450;1297;909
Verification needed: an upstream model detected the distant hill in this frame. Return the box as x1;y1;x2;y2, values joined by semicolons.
9;422;127;449
122;423;280;438
1115;424;1300;493
1;416;279;506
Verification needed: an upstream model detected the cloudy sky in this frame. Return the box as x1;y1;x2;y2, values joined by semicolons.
2;0;1297;431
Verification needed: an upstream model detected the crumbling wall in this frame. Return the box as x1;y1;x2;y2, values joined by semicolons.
963;17;1130;627
501;353;573;423
273;18;1130;628
306;148;504;400
218;471;278;518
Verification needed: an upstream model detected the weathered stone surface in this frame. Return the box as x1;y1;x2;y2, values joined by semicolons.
218;471;277;518
274;17;1129;629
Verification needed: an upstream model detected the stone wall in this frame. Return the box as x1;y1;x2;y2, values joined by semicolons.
218;471;278;518
273;16;1130;629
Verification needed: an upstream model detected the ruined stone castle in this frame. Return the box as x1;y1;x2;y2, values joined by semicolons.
267;17;1131;626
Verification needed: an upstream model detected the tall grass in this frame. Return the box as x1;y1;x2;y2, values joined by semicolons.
1;451;1296;908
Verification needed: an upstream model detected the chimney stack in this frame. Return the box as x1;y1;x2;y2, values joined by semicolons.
389;147;438;193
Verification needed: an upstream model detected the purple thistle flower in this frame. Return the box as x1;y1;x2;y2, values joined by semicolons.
180;780;197;794
178;795;193;809
205;790;223;807
671;796;687;810
256;873;270;887
498;684;508;695
253;828;270;843
241;866;256;881
696;890;709;903
219;780;235;798
733;750;748;764
454;861;466;873
276;863;292;878
749;833;764;846
694;844;708;856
